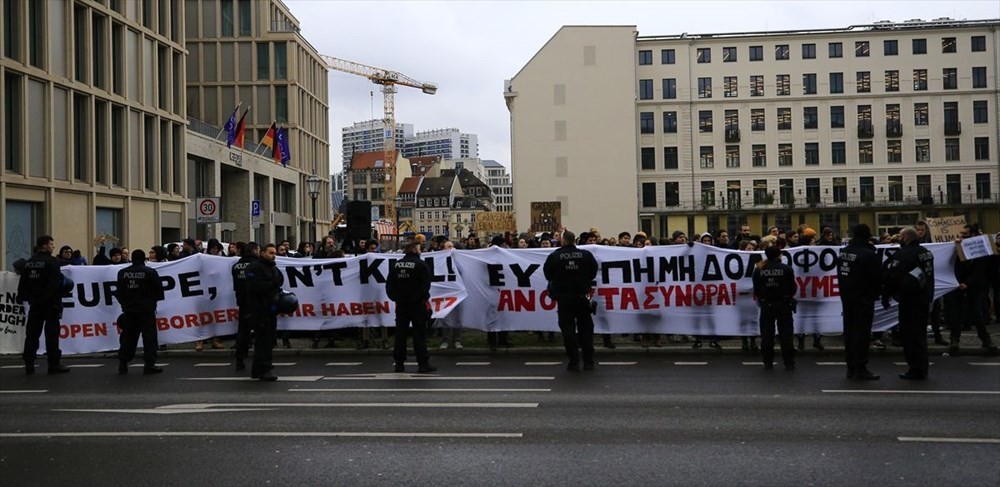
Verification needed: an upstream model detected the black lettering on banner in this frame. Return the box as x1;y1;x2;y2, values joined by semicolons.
659;255;696;283
601;260;631;284
423;256;452;283
359;258;386;284
724;254;747;280
160;275;176;293
510;263;539;288
746;254;764;276
487;264;505;286
701;255;723;281
633;257;655;283
63;281;118;308
285;266;314;288
819;248;838;271
792;248;820;272
315;262;348;286
178;272;204;297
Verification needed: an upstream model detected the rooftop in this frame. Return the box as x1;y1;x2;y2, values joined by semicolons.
349;150;399;170
637;18;1000;41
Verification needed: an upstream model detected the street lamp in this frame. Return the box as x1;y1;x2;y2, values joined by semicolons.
307;174;321;245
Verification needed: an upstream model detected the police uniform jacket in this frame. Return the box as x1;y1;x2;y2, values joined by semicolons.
883;242;934;303
245;258;284;316
386;253;431;303
542;245;598;300
836;242;883;302
16;251;63;309
231;255;258;308
115;263;164;313
752;259;797;304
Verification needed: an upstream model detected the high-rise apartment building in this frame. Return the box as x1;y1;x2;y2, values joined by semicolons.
341;119;478;167
484;160;513;213
506;20;999;237
341;119;414;168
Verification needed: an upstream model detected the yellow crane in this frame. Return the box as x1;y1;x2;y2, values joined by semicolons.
321;55;437;227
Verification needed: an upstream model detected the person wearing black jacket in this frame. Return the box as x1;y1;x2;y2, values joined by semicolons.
115;249;165;375
836;224;882;380
752;246;798;371
245;243;284;381
232;242;259;371
386;241;436;373
16;236;71;375
945;225;999;356
882;227;935;380
543;230;599;372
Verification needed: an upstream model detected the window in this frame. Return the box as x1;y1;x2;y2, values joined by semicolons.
829;72;843;93
833;177;847;203
641;147;655;170
912;38;927;54
832;142;846;165
697;48;711;63
802;43;816;59
913;69;927;90
775;44;789;60
700;147;714;169
699;110;713;133
256;42;269;80
885;70;899;92
829;42;843;58
725;146;740;168
857;104;872;125
975;137;989;160
4;73;22;173
698;77;712;98
274;42;286;79
859;141;873;164
662;78;676;99
942;37;956;53
753;180;768;205
663;111;677;133
914;103;929;126
888;176;903;202
884;39;898;56
802;73;816;95
885;103;901;130
945;138;960;161
768;74;788;96
640;112;654;134
860;176;874;202
664;147;678;169
724;76;738;98
855;41;870;57
806;178;821;204
780;178;794;204
723;46;737;62
751;109;765;131
946;174;961;204
830;106;845;128
661;49;675;64
701;182;715;206
973;101;988;123
752;145;766;167
976;173;991;199
915;139;931;162
778;144;792;167
638;50;652;65
664;182;680;207
238;0;252;36
887;140;902;163
642;182;656;207
803;107;818;129
777;107;791;130
972;67;987;88
749;46;763;61
724;110;739;132
805;143;819;166
917;175;932;200
221;0;234;36
856;71;870;93
971;36;986;52
639;79;653;100
943;68;957;89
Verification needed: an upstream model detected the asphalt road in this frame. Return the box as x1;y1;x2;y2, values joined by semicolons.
1;352;998;487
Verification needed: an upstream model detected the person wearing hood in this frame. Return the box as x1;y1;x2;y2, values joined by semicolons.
835;224;882;381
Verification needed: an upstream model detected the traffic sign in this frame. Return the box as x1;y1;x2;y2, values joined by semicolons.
251;200;260;224
195;197;221;223
371;205;380;221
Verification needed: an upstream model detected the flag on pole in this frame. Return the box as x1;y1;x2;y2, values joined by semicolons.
260;122;277;152
224;103;242;148
232;108;249;149
274;126;292;166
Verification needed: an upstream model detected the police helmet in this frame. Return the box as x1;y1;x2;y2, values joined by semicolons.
60;276;74;294
272;291;299;314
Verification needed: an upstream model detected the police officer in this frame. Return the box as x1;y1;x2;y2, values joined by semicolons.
386;240;436;373
543;230;599;372
883;227;935;380
836;224;882;381
115;249;165;375
752;246;798;370
232;242;260;371
16;235;71;375
245;243;284;381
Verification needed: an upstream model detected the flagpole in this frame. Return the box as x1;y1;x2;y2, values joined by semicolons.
217;101;242;140
253;120;275;156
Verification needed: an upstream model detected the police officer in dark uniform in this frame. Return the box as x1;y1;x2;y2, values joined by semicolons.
836;224;882;381
115;249;165;375
883;227;935;380
232;242;260;371
16;235;71;375
245;243;283;381
752;246;798;370
542;230;599;372
386;241;436;373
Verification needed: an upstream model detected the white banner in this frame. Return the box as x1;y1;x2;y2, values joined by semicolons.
0;272;28;354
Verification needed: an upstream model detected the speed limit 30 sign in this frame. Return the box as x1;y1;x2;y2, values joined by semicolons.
195;197;221;223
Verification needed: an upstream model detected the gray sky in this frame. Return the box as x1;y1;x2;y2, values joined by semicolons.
286;0;999;175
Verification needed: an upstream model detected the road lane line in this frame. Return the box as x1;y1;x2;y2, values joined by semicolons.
66;364;105;368
130;363;169;368
898;437;1000;444
323;375;554;381
524;362;561;366
271;362;297;367
673;362;708;366
816;362;847;365
0;390;48;394
823;390;1000;395
1;365;26;369
326;362;363;366
0;432;523;439
742;362;765;366
598;362;637;366
195;363;231;367
969;362;1000;366
288;388;551;393
894;362;934;366
157;402;539;409
455;362;491;366
179;376;323;382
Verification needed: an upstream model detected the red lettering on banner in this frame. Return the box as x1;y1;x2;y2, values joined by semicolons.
643;287;660;309
227;309;240;322
796;275;839;298
362;302;376;315
337;303;350;315
289;303;316;317
620;288;639;310
430;296;458;312
597;287;619;309
675;286;692;307
320;301;391;316
350;303;364;315
154;308;239;331
539;291;556;311
596;284;736;310
59;323;109;339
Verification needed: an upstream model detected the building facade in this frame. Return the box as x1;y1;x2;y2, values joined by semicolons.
483;159;513;213
507;20;1000;238
403;128;479;160
341;119;413;168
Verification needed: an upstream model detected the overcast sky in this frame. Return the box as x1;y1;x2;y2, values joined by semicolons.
286;0;999;175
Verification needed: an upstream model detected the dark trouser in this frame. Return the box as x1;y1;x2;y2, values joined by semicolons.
250;313;276;377
898;298;929;376
117;311;158;366
556;296;595;366
842;298;874;373
945;288;993;346
393;301;430;366
487;331;510;347
759;301;795;366
23;306;61;366
234;309;252;361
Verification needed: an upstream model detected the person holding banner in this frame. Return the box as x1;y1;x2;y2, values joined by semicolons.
882;227;935;380
752;246;798;371
836;224;882;381
386;241;436;373
543;230;599;372
245;244;284;381
16;236;72;375
945;225;999;356
114;250;165;375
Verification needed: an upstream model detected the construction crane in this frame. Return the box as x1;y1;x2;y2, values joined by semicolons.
321;55;437;228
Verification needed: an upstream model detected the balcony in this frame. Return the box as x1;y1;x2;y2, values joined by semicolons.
725;127;740;143
638;192;999;214
886;120;903;137
857;121;874;138
944;121;962;136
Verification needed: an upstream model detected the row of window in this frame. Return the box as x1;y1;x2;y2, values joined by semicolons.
640;173;993;208
641;67;989;100
639;35;988;65
640;100;989;134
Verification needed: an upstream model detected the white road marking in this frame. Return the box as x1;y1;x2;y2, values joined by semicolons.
742;362;765;366
325;362;363;366
271;362;297;367
524;362;561;366
455;362;491;366
130;363;169;368
66;364;105;368
288;388;551;393
179;376;324;382
324;375;554;381
0;390;48;394
53;408;270;415
898;437;1000;444
598;362;636;366
816;362;847;366
195;363;232;367
157;402;538;409
1;365;26;369
968;362;1000;366
894;362;934;366
823;389;1000;395
0;431;523;439
673;362;707;366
